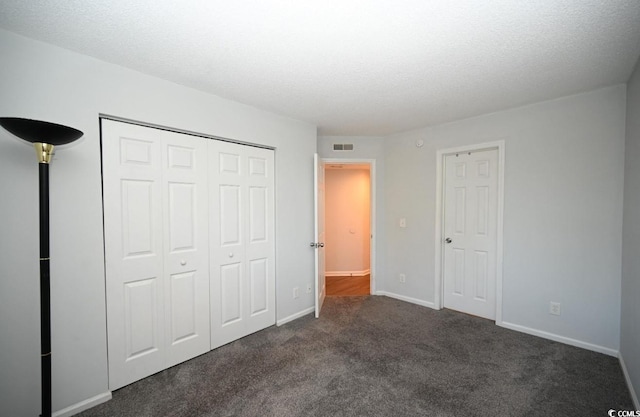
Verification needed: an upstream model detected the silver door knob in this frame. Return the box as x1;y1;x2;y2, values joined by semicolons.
445;238;452;244
310;242;316;248
180;259;187;266
318;243;325;248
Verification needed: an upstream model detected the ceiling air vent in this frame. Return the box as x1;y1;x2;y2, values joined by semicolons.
333;143;354;151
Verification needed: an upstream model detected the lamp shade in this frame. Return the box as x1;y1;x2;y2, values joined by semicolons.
0;117;83;145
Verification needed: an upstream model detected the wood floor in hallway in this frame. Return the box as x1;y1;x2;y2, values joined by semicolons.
326;274;370;296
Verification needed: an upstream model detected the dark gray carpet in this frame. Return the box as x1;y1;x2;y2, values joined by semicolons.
80;296;633;417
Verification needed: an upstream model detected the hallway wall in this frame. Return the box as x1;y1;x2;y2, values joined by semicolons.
325;168;370;275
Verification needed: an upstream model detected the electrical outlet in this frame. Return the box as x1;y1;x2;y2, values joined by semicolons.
549;302;561;316
293;287;299;299
399;273;406;283
306;284;312;293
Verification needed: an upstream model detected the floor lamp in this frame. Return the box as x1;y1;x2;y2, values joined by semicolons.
0;118;83;417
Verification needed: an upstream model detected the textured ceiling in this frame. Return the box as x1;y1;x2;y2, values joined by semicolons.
1;1;640;135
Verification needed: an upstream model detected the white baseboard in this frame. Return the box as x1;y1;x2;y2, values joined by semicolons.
53;391;112;417
325;269;371;277
276;306;314;326
498;321;618;357
375;293;619;359
619;352;640;409
376;291;437;310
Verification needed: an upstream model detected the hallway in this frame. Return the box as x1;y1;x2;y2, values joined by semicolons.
325;275;370;296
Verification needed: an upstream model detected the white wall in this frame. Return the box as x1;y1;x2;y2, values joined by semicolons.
621;59;640;406
382;85;626;352
325;168;370;275
318;136;386;290
0;29;316;416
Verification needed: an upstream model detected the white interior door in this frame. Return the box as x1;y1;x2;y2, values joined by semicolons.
103;120;210;389
161;133;210;368
210;140;275;349
443;149;498;320
314;154;326;318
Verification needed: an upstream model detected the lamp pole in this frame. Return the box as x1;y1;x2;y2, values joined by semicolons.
37;142;54;417
0;118;83;417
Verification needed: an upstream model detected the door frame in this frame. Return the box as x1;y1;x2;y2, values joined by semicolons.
434;140;505;324
314;153;325;318
321;158;377;294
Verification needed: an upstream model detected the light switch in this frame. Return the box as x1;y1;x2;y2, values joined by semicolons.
399;218;406;228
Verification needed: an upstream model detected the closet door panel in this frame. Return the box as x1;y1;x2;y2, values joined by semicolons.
104;121;210;387
244;148;275;333
103;121;165;390
161;133;210;367
210;141;274;348
210;142;247;348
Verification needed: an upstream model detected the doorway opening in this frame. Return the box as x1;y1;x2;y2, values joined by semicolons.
323;161;373;297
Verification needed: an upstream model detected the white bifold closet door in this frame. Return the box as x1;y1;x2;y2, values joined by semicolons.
209;140;275;349
103;120;210;390
103;120;276;390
